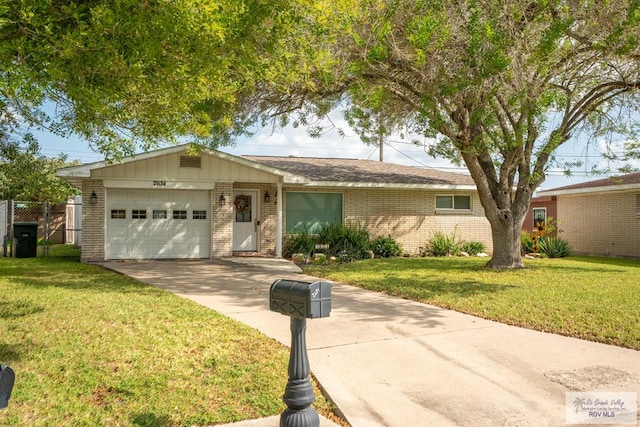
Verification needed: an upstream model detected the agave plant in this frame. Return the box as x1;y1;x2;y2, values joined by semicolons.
537;236;573;258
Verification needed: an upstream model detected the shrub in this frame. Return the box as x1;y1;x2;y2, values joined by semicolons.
369;236;403;258
317;223;370;261
282;228;316;259
425;229;461;257
460;241;485;256
537;236;573;258
521;230;534;254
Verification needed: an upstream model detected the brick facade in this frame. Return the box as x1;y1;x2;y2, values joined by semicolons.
212;183;233;258
78;182;492;261
81;180;105;262
557;191;640;259
61;147;494;262
523;196;557;233
286;186;492;255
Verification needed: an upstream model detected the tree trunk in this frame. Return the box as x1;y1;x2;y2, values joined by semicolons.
485;210;526;269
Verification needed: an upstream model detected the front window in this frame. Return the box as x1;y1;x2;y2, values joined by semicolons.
435;195;471;211
285;192;343;233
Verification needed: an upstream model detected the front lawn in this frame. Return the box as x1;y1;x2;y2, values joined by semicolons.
304;256;640;350
0;246;338;426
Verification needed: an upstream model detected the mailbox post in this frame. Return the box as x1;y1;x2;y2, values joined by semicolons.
269;279;332;427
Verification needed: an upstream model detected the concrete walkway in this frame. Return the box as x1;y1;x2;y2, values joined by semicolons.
100;259;640;427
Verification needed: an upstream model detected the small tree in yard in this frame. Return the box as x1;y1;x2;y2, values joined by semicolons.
0;134;79;203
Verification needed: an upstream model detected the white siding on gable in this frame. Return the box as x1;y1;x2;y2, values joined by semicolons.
91;152;278;183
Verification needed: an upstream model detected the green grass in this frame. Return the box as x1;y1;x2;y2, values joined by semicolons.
304;256;640;350
0;246;338;426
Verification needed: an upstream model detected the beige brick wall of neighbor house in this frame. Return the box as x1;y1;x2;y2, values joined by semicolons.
557;191;640;258
81;180;105;262
294;187;493;255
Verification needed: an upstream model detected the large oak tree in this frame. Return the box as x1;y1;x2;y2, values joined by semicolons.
243;0;640;268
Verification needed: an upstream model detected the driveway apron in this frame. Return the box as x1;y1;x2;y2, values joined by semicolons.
100;259;640;427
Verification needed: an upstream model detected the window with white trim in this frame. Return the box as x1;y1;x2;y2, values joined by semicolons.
533;208;546;228
435;195;471;211
636;194;640;217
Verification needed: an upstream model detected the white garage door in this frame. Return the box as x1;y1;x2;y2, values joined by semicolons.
106;189;211;259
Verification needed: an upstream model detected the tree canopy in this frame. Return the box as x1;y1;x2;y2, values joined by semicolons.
0;135;80;203
0;0;335;158
3;1;640;267
240;0;640;267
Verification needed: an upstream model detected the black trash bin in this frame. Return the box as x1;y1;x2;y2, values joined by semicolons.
13;222;38;258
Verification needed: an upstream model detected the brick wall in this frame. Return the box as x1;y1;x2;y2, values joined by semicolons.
212;183;233;258
345;188;492;254
285;187;493;255
81;181;494;261
557;191;640;259
81;180;105;262
523;196;557;233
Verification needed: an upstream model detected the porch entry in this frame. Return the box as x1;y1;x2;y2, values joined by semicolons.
232;190;258;251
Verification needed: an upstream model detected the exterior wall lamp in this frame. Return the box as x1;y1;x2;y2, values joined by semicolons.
90;191;98;205
264;191;270;203
219;193;226;206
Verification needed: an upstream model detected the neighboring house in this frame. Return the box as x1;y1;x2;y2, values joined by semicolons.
537;172;640;259
522;196;557;233
57;145;492;262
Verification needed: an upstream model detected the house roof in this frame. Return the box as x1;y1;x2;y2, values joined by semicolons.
57;144;476;190
538;172;640;196
244;155;475;188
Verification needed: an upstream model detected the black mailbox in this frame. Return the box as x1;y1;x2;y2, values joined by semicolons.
270;279;332;319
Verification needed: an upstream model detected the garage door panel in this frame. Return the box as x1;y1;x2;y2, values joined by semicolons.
109;243;129;258
129;242;149;258
150;244;171;257
147;227;169;238
109;227;129;238
107;189;211;259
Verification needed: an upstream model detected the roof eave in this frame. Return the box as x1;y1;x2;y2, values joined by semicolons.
538;182;640;196
295;181;477;190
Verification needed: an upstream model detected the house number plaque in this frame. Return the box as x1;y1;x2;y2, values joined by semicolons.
153;180;167;187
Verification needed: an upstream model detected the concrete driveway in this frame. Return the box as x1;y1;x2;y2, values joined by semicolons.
100;259;640;427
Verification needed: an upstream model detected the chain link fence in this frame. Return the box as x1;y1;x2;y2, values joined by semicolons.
1;200;78;257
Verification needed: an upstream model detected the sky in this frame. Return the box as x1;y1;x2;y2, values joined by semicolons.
31;110;639;193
